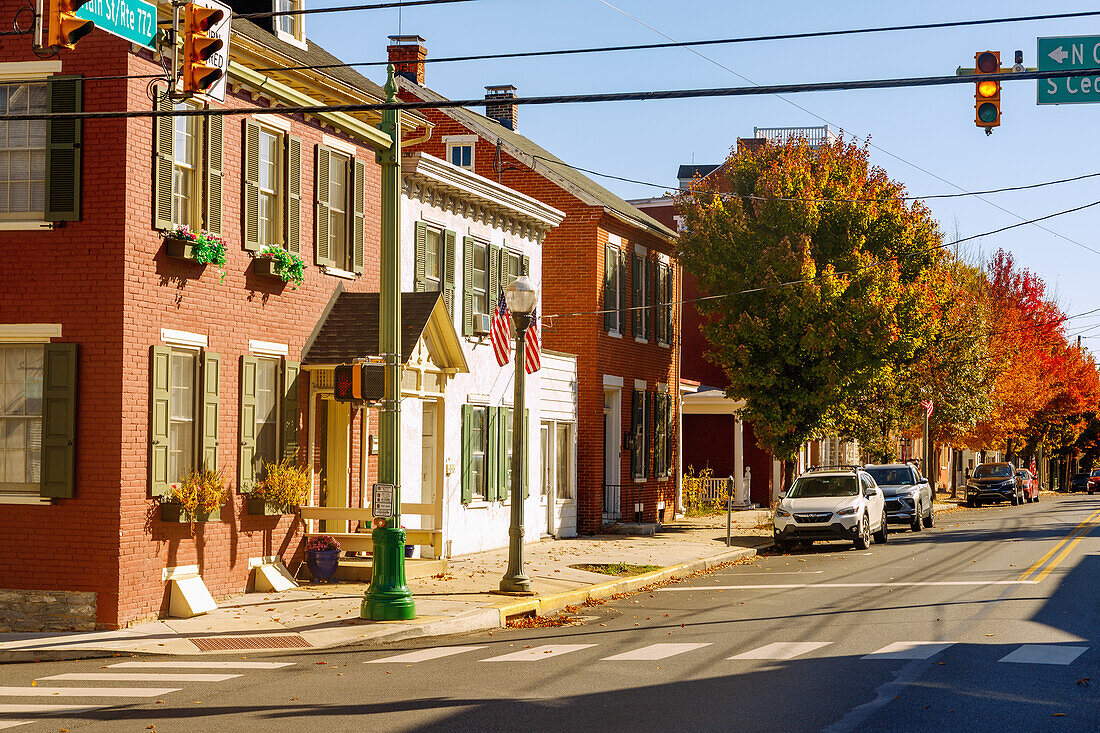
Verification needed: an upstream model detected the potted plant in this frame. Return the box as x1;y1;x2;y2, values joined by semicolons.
304;534;341;583
163;225;228;283
247;458;310;515
160;469;228;525
253;244;306;288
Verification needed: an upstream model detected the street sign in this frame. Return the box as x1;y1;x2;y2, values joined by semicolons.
372;483;395;519
1037;35;1100;105
75;0;158;49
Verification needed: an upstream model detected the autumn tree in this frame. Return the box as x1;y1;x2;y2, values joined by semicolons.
676;138;943;465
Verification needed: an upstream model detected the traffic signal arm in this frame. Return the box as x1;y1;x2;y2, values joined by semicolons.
48;0;95;50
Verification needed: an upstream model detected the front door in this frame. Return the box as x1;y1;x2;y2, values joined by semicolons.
324;398;350;533
603;388;621;520
421;401;437;505
540;423;552;535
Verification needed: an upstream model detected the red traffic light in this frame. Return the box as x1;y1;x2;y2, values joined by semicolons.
976;51;999;74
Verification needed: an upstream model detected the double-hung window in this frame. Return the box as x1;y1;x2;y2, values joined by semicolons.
632;250;653;340
167;349;197;483
154;88;222;235
414;222;456;315
238;354;300;493
315;144;364;274
274;0;305;45
631;389;648;480
555;423;573;499
257;128;281;246
653;393;672;479
604;238;625;335
243;121;302;258
656;262;673;346
150;344;220;497
462;237;490;335
444;135;476;171
0;337;76;500
462;405;527;503
0;74;82;225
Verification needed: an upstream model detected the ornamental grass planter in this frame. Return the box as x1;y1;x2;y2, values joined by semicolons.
164;238;198;262
304;549;340;583
161;502;221;523
246;497;292;516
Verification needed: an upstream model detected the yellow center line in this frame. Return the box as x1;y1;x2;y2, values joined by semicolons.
1033;520;1100;583
1018;508;1100;581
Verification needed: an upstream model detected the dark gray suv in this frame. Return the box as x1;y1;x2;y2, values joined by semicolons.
865;463;934;531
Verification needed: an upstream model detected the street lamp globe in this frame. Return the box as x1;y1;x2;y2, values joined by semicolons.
505;275;538;315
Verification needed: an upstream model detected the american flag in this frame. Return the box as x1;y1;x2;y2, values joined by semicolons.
490;290;511;367
524;308;541;374
920;399;934;419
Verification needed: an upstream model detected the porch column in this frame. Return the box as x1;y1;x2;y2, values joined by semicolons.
734;417;744;506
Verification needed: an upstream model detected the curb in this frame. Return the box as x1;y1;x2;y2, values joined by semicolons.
492;544;764;624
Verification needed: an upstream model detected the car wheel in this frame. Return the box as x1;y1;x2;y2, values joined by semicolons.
1011;494;1019;506
966;499;976;508
854;515;871;550
910;502;922;532
923;503;935;528
776;540;794;553
874;512;888;544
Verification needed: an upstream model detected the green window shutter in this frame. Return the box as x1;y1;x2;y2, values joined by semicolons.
521;254;530;277
239;355;259;492
618;250;628;333
644;392;651;479
200;352;220;471
282;360;300;463
45;75;82;222
242;120;261;251
461;405;473;503
150;346;171;497
40;343;77;498
443;229;457;317
314;146;334;266
499;407;510;502
665;394;674;478
523;408;530;499
488;245;501;307
630;389;642;478
486;406;499;501
204;112;224;236
152;86;173;231
666;265;675;342
631;254;643;338
352;158;366;274
285;135;302;254
645;258;655;341
462;236;475;336
604;245;615;332
414;221;428;291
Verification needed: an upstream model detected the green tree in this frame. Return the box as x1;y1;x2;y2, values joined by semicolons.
677;138;943;464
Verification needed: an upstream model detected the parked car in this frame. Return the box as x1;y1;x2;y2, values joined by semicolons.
774;465;887;551
1016;469;1039;502
1069;472;1090;492
864;463;934;531
966;462;1025;507
1088;469;1100;495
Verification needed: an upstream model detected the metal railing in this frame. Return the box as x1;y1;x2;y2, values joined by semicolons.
603;483;621;520
753;125;837;148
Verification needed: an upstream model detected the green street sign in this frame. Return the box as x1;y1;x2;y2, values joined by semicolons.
76;0;159;50
1037;35;1100;105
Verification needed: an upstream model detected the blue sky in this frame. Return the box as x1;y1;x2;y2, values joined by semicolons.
310;0;1100;337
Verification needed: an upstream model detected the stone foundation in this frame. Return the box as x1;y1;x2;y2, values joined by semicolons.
0;589;97;632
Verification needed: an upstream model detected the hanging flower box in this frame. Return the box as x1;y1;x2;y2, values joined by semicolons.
246;458;310;516
246;497;291;516
162;226;228;283
164;237;196;261
161;502;221;524
158;470;228;526
253;245;306;288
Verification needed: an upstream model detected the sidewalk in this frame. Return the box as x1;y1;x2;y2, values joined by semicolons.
0;517;771;660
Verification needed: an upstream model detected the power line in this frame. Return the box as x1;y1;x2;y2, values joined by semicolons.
236;0;474;20
0;67;1087;122
248;9;1100;73
544;197;1100;321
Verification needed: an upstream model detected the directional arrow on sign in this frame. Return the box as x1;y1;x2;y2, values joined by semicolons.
1048;46;1069;64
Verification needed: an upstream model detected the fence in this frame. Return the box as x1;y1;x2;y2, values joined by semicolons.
603;484;621;521
753;125;837;149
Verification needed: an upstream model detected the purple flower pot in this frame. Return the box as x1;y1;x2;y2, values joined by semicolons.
404;544;414;558
305;549;340;582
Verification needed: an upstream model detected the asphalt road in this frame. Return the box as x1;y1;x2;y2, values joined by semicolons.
4;494;1100;732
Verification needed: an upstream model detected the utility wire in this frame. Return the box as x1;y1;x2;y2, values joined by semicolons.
236;0;474;20
1;67;1089;122
248;9;1100;73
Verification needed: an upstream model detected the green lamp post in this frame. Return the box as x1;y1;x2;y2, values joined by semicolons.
362;66;415;621
499;275;539;595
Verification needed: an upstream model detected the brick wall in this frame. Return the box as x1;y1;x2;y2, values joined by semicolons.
398;94;679;532
0;20;386;628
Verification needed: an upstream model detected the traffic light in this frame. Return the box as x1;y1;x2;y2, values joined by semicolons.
48;0;94;50
333;364;386;402
974;50;1001;133
182;3;225;95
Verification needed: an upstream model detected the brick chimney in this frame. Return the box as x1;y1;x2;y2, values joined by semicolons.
484;85;518;131
387;35;427;85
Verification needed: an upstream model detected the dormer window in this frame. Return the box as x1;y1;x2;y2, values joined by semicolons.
444;135;477;172
274;0;306;47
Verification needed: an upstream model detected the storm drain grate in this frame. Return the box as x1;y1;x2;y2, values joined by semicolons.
189;635;312;651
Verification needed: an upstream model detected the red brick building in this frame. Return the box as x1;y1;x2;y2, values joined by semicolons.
387;37;680;532
0;5;415;629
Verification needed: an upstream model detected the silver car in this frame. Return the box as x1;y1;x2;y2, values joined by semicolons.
864;463;934;532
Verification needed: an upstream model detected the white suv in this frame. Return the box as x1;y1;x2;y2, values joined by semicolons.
773;466;888;551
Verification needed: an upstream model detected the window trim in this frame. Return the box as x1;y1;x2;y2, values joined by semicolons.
444;134;477;171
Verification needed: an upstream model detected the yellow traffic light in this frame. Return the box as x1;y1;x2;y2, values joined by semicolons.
48;0;94;50
182;3;225;95
974;50;1001;133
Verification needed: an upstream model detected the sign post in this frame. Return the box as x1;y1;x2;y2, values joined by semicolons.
1037;35;1100;104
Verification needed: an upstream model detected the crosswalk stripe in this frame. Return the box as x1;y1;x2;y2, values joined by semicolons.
37;673;241;683
862;642;955;660
0;721;31;730
108;661;294;670
728;641;833;660
365;646;487;664
601;643;712;661
480;644;596;662
0;705;108;714
0;687;179;698
998;645;1089;665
